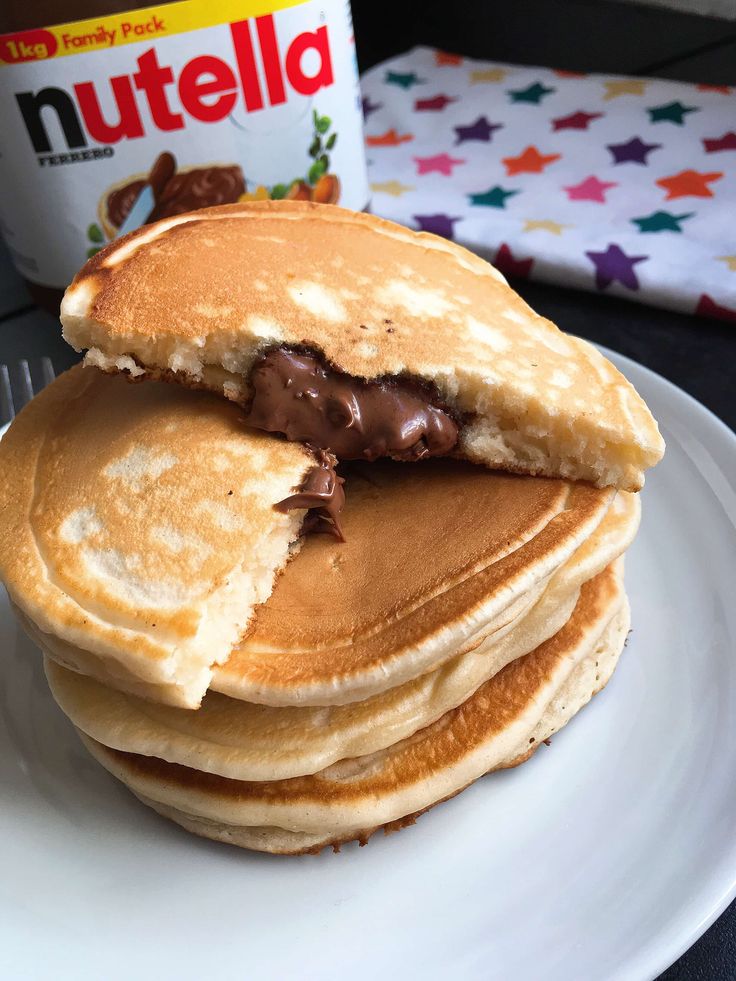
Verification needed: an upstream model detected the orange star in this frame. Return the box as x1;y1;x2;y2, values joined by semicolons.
656;169;723;200
366;128;414;147
502;145;561;176
436;50;463;66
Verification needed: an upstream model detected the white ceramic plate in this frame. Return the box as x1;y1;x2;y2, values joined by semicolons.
2;349;736;981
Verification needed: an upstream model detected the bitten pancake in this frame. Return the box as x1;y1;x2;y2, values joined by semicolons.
211;466;615;705
61;201;664;490
0;366;313;708
44;494;639;781
77;563;628;853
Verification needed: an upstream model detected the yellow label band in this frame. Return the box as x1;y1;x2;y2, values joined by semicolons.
0;0;304;63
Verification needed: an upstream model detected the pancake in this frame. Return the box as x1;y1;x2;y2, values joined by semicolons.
60;201;664;491
0;366;313;708
211;467;615;706
44;493;639;781
77;563;629;854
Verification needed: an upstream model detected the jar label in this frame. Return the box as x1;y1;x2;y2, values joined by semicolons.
0;0;368;288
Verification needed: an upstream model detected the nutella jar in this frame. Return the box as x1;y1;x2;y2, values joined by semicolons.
0;0;369;312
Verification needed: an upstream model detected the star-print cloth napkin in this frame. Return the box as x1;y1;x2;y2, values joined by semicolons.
361;46;736;322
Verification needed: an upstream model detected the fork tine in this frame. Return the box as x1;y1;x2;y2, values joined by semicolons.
40;357;56;387
0;364;14;423
14;359;34;412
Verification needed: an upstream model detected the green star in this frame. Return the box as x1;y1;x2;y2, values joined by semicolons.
632;210;694;232
508;82;555;104
468;185;519;208
385;71;424;90
647;101;699;125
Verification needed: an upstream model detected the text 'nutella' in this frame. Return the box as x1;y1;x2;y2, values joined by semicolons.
0;0;368;299
246;348;460;462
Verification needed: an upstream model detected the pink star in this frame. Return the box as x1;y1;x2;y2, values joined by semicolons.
563;175;618;202
413;153;466;176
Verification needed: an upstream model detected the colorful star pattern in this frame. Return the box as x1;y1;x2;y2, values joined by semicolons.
413;153;465;176
494;244;534;278
415;94;457;111
552;111;603;131
362;49;736;323
607;137;661;164
469;68;507;84
414;214;461;237
586;244;648;290
503;146;561;176
603;79;648;100
648;101;699;125
468;186;519;208
366;129;414;147
508;82;555;104
370;181;415;197
523;219;570;235
454;116;503;144
632;211;693;233
385;71;424;90
703;132;736;153
656;169;723;200
563;176;617;202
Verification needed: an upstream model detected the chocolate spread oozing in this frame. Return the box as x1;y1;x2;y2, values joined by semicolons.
107;164;245;228
274;450;346;541
246;349;459;462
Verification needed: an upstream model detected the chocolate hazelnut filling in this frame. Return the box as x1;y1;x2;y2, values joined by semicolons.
274;450;346;541
246;348;459;462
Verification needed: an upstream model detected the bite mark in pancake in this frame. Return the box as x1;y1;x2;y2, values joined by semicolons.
246;347;459;462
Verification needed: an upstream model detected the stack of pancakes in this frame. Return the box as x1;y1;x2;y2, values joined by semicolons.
0;202;662;855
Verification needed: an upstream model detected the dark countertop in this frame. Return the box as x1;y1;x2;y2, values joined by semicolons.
1;0;735;974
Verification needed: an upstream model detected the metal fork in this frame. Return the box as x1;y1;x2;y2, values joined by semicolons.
0;358;56;426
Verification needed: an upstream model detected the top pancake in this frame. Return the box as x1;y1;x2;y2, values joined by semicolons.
61;201;664;491
0;366;313;708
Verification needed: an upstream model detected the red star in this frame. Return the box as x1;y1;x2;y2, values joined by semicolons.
703;132;736;153
366;129;414;147
697;84;732;94
656;169;723;200
493;243;534;279
435;50;463;66
502;146;561;176
552;110;603;131
696;294;736;323
554;69;587;78
415;94;457;111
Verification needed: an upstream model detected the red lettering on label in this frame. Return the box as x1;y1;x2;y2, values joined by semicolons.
0;29;57;63
179;55;238;123
255;15;286;107
74;75;144;142
285;26;333;96
230;20;264;112
133;48;184;131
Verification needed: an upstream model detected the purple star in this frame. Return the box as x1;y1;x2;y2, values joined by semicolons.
454;116;503;144
607;137;661;165
362;95;382;120
586;244;648;290
413;214;461;239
